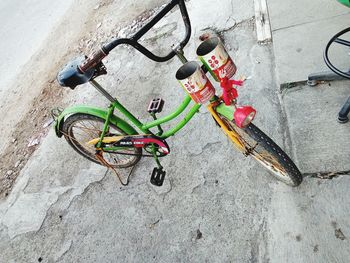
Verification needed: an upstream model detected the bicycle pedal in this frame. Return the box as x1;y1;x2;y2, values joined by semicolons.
147;98;164;113
150;167;166;186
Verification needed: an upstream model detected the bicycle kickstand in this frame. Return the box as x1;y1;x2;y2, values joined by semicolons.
95;151;133;186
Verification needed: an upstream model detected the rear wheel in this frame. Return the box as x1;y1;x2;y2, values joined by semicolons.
220;116;302;186
62;113;141;168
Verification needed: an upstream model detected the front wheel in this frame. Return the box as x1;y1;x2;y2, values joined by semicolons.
220;116;303;186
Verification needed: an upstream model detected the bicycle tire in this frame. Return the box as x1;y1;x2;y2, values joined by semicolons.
62;113;141;168
219;116;302;186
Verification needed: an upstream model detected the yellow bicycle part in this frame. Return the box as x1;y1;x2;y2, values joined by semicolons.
207;103;245;152
86;134;153;146
86;136;124;145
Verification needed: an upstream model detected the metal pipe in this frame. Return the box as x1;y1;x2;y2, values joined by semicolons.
338;96;350;123
142;96;192;130
174;48;188;64
161;103;201;138
90;79;116;103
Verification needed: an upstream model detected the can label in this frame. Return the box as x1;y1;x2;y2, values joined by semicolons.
176;62;215;104
197;37;237;81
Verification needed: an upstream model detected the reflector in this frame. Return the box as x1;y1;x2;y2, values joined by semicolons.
234;106;256;128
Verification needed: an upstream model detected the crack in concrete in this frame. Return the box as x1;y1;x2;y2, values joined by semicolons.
17;168;110;238
33;188;73;238
190;179;206;195
202;16;255;38
1;187;71;239
280;81;307;91
277;92;295;158
161;178;174;195
260;219;270;262
230;0;235;19
249;216;269;263
272;12;350;33
268;46;297;161
115;2;169;40
63;169;109;213
162;177;173;198
118;182;147;192
192;141;222;157
303;170;350;180
0;221;8;238
1;169;32;212
54;240;73;262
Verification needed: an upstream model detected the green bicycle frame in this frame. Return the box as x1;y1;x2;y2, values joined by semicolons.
55;78;202;149
99;83;201;139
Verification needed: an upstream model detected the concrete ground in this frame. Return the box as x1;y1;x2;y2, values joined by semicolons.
267;0;350;262
0;0;349;262
0;0;74;153
268;0;350;84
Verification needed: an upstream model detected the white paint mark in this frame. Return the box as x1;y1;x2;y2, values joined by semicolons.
254;0;272;43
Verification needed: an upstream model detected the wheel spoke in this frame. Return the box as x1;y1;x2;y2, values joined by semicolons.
71;125;96;131
63;115;141;168
335;37;350;47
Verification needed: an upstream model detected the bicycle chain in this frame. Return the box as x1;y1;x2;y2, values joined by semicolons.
104;150;156;158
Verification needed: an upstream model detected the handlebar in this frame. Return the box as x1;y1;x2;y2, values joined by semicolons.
79;0;191;73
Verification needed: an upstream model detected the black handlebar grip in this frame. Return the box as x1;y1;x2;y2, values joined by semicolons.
78;48;107;73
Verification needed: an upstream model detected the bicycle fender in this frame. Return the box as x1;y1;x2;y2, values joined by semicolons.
215;103;235;120
54;105;138;138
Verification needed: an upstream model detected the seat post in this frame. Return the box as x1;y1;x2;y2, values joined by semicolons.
89;79;117;103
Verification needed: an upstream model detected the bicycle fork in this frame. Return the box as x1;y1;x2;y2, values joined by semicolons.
207;103;246;153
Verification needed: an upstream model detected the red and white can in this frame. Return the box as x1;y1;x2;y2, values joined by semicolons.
197;37;237;81
176;61;215;104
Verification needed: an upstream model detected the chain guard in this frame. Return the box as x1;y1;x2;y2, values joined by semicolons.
104;134;170;157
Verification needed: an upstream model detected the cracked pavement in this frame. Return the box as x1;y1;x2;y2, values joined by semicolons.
0;0;349;262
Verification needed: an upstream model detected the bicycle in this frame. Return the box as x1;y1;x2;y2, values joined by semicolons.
54;0;303;187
